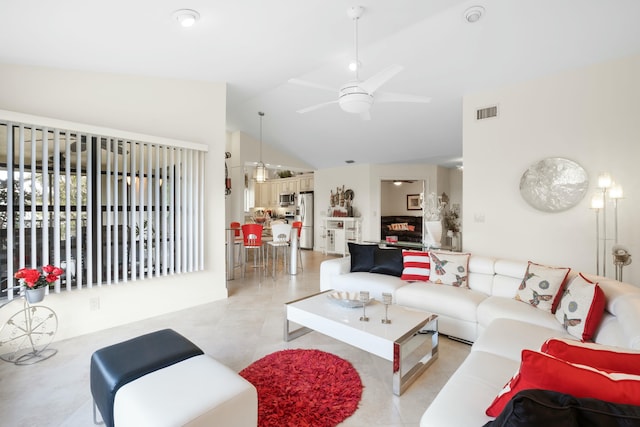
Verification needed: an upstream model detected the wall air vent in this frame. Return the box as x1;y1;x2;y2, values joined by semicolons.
476;105;498;120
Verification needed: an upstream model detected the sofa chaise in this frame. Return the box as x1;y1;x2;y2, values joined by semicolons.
320;244;640;425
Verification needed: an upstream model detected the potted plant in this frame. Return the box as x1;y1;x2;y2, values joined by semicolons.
14;265;64;304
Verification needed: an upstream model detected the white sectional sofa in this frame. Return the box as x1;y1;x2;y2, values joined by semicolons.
320;251;640;426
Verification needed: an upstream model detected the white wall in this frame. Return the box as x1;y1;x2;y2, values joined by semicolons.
380;181;424;216
0;63;228;341
315;164;372;249
463;54;640;284
314;162;444;248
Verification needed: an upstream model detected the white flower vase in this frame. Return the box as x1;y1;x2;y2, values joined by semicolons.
25;287;46;304
424;221;443;248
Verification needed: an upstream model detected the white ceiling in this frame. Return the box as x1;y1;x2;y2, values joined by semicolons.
1;0;640;169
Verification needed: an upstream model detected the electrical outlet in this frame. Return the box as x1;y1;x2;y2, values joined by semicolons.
474;213;485;223
90;297;100;311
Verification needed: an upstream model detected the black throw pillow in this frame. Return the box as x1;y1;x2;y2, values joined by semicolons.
484;389;640;427
348;243;377;272
370;247;403;277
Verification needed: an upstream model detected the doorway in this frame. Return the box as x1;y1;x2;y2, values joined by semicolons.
379;180;425;244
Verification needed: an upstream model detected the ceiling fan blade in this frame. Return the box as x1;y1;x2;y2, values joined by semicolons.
288;78;337;94
360;64;404;94
296;100;339;114
360;110;371;121
375;91;432;104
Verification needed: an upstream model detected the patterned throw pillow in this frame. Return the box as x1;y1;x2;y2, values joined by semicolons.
429;251;470;288
554;274;606;341
389;222;409;231
401;250;430;281
515;262;570;313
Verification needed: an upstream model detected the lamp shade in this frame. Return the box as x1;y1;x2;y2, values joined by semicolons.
591;194;604;209
610;184;623;199
255;162;266;183
597;172;612;189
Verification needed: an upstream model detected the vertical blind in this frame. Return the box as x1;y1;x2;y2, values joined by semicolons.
0;117;206;300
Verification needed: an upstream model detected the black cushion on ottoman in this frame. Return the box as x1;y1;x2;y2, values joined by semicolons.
90;328;203;427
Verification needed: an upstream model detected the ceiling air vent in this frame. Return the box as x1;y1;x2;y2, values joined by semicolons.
476;105;498;120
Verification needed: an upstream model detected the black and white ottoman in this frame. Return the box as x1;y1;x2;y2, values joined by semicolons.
90;329;257;427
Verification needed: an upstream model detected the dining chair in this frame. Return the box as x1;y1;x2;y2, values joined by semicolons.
291;221;303;271
266;223;292;276
241;223;265;277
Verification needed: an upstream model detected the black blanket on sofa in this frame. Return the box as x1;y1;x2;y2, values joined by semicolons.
380;215;423;243
484;389;640;427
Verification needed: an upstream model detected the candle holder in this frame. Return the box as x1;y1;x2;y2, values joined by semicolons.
359;291;370;322
381;292;392;324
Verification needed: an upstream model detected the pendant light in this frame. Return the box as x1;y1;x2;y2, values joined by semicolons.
255;111;266;183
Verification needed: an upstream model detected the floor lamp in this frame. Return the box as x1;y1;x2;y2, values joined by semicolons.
609;183;631;281
593;173;631;279
590;193;603;276
597;173;612;277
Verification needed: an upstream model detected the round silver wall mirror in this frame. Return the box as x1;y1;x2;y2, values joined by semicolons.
519;157;589;212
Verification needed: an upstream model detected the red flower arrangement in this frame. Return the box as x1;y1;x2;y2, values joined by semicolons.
14;265;64;289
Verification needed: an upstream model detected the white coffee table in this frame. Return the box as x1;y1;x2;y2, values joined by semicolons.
285;290;438;395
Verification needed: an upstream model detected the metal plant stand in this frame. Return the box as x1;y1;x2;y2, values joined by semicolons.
0;297;58;365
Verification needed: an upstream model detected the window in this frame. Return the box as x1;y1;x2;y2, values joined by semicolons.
0;115;206;299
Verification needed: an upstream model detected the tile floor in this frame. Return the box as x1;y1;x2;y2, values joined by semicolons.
0;250;470;427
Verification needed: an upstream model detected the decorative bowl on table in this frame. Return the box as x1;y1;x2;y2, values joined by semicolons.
327;291;373;308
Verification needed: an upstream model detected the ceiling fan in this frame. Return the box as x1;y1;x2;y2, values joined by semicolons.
288;5;431;120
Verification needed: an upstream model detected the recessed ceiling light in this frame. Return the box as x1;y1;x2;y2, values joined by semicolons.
172;9;200;27
463;6;484;23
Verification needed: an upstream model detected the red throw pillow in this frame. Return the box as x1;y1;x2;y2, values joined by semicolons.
541;338;640;374
553;274;606;341
486;350;640;417
400;250;430;281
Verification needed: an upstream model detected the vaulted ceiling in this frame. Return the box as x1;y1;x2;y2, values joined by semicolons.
1;0;639;169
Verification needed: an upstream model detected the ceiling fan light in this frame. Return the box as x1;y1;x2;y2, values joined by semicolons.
348;60;362;72
339;93;373;114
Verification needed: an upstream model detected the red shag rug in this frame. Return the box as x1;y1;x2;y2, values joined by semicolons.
239;349;363;427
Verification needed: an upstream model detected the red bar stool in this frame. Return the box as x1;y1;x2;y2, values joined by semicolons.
241;223;265;277
291;221;303;271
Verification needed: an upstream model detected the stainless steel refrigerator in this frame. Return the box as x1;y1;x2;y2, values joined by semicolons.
296;191;314;249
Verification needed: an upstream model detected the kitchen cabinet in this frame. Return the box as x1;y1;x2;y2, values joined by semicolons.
322;217;362;256
278;178;298;194
299;174;314;192
255;181;274;208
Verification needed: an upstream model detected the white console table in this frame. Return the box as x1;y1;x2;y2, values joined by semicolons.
322;217;362;256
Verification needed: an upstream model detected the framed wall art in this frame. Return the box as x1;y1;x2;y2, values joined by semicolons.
407;194;421;211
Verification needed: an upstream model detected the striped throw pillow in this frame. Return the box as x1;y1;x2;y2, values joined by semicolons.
401;250;430;281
